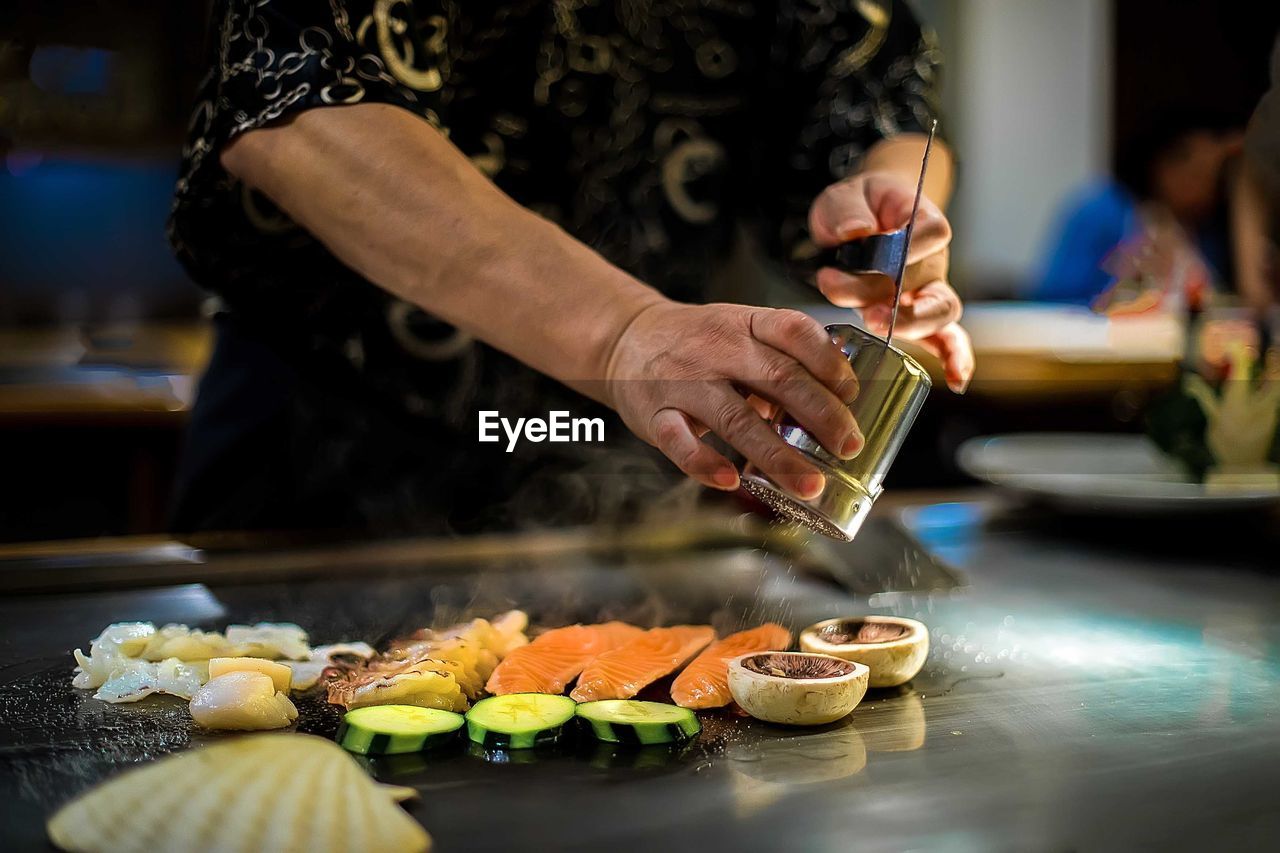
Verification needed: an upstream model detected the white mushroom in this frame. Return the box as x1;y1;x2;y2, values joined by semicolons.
799;616;930;688
727;652;869;726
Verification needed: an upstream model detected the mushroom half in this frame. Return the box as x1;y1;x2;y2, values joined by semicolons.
799;616;929;688
727;651;869;726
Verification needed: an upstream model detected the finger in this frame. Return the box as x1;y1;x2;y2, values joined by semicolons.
903;246;949;292
649;408;740;490
862;280;963;340
749;309;858;402
815;268;895;309
808;182;879;247
869;183;952;261
815;247;949;310
737;348;863;460
913;322;975;393
696;388;826;500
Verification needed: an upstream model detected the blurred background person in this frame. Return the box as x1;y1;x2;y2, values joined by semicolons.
1236;33;1280;314
1030;113;1244;308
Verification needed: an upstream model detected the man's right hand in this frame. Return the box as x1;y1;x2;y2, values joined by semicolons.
605;301;864;499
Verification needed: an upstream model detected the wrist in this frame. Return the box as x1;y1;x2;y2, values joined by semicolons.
862;134;954;208
422;201;668;400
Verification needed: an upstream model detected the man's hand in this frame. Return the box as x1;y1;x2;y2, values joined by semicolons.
809;170;974;392
606;302;865;499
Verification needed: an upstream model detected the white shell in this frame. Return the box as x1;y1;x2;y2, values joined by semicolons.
47;734;431;853
727;652;869;726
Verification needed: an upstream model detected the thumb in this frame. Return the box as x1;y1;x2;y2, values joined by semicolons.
809;181;880;248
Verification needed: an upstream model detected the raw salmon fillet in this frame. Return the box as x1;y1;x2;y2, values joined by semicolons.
670;623;792;709
570;625;716;702
485;621;644;695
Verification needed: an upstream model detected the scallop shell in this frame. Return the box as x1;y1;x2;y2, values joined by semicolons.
47;734;430;853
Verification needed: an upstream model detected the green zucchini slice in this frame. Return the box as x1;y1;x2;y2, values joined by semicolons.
337;704;465;755
575;700;701;745
465;693;577;749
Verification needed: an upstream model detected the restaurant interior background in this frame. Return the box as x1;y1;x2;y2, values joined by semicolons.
1;0;1278;543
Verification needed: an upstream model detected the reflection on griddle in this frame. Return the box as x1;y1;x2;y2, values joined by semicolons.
724;689;928;817
851;688;928;752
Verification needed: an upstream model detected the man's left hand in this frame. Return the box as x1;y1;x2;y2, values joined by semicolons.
809;170;974;393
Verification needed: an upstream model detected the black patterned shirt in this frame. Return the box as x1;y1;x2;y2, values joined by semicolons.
168;0;940;534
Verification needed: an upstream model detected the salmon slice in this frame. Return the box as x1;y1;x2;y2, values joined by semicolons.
485;621;645;695
670;623;792;709
570;625;716;702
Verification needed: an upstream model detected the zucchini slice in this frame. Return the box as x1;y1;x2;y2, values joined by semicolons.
337;704;465;755
575;700;701;745
465;693;576;749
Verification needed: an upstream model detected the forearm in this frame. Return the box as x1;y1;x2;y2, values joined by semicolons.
1230;157;1278;312
220;103;665;399
862;133;955;209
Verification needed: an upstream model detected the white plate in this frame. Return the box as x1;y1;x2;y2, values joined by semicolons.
956;433;1280;514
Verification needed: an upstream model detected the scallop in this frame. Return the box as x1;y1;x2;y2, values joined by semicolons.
46;734;431;853
189;672;298;731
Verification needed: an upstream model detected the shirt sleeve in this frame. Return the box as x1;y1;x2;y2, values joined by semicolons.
757;0;944;265
169;0;438;288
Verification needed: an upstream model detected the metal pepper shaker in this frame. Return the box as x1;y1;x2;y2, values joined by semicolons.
741;324;931;541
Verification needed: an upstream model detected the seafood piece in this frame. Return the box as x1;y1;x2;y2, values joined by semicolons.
330;611;530;709
432;609;529;658
287;642;376;691
71;623;157;690
328;659;469;713
91;657;208;703
570;625;716;702
223;622;312;660
671;623;792;709
138;624;237;661
189;671;298;730
133;622;311;662
486;621;645;695
379;637;492;699
207;657;294;693
46;734;430;853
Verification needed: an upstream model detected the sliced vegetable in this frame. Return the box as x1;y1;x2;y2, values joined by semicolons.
464;693;576;749
575;700;701;745
207;656;293;693
338;705;465;755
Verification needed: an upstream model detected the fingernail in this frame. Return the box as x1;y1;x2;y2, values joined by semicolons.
836;219;874;240
797;472;825;499
713;466;740;489
839;429;865;459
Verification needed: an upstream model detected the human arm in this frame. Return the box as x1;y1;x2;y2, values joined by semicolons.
765;0;973;392
808;133;973;392
222;103;862;498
